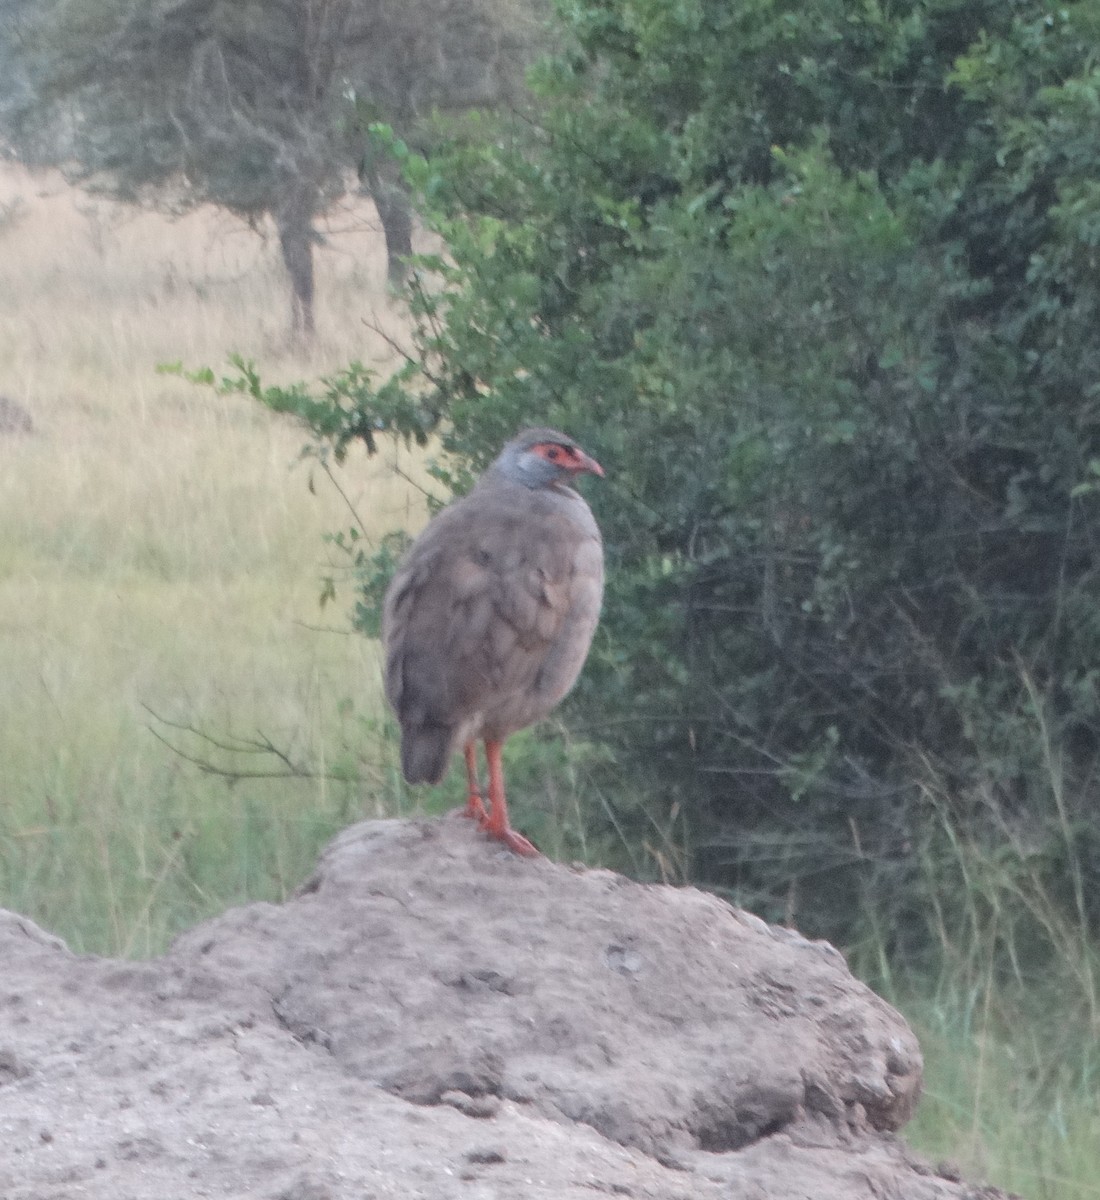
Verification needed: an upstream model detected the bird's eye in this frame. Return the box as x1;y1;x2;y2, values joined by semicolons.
545;446;561;460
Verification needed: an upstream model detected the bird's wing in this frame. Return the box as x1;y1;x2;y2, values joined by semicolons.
383;484;600;731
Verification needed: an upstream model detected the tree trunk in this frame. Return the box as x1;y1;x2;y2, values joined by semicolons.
274;184;317;339
359;155;413;285
376;183;413;285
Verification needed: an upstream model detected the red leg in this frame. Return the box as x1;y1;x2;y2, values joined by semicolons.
482;739;539;857
461;742;487;822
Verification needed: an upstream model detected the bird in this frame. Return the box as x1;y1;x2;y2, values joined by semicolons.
382;427;605;856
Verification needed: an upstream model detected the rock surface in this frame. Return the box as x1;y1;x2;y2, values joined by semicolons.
0;817;1008;1199
0;395;34;435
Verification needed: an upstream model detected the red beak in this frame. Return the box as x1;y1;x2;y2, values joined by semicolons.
576;450;605;478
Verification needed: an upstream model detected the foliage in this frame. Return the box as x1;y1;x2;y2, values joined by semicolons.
233;0;1100;959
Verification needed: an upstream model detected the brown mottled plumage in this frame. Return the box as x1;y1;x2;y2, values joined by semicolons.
383;428;604;855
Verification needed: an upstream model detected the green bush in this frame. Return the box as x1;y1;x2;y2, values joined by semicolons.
240;0;1100;960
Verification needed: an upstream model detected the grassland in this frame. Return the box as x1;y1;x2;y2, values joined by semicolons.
1;164;1097;1199
908;1000;1100;1198
0;163;430;956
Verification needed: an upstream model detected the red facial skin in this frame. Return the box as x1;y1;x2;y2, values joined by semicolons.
530;441;605;478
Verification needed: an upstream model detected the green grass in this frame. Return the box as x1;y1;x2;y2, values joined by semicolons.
0;163;428;955
899;990;1100;1199
2;163;1098;1198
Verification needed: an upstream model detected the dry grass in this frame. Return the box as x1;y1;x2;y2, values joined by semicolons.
0;163;430;955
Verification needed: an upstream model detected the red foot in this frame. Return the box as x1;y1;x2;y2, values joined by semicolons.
458;794;488;822
481;820;540;857
478;737;541;857
459;742;487;822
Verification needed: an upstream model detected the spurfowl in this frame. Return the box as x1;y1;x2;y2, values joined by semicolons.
382;428;605;856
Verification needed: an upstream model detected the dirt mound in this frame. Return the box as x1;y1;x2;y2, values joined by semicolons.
0;817;1009;1199
0;395;33;435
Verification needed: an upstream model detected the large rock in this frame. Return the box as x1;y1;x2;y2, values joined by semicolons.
0;817;1008;1199
0;395;34;435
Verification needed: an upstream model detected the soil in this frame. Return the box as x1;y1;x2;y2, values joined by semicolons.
0;816;1013;1199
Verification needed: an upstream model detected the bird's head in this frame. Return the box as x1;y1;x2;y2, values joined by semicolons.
494;428;605;490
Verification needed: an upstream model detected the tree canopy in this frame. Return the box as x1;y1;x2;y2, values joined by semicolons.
7;0;544;334
215;0;1100;960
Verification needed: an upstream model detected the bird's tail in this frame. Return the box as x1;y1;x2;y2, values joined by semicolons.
400;723;456;786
